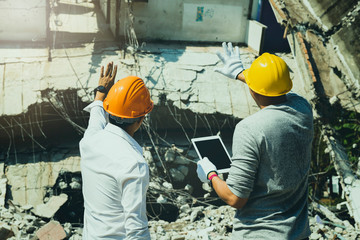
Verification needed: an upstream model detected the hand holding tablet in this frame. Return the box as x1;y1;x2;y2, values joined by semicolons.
196;157;217;182
191;135;232;174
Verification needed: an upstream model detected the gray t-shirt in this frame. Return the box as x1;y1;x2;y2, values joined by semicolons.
227;92;313;240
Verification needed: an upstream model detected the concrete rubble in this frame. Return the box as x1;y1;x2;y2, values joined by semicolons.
32;194;68;219
0;195;359;239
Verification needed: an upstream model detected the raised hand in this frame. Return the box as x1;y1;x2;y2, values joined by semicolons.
214;42;244;79
98;62;118;92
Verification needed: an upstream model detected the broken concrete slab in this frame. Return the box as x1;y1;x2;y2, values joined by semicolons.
0;162;6;207
323;132;360;229
6;155;80;206
36;221;67;240
273;0;360;113
32;194;68;219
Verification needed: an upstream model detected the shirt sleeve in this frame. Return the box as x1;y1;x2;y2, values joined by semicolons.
83;100;107;138
226;123;260;199
120;163;150;240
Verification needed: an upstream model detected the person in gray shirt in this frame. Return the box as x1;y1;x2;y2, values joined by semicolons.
196;42;313;240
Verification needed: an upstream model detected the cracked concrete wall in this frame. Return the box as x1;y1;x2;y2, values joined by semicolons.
332;12;360;88
306;0;360;89
6;155;80;206
305;0;355;31
271;0;360;112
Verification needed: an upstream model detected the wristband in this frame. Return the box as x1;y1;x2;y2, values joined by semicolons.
208;173;218;181
94;85;107;98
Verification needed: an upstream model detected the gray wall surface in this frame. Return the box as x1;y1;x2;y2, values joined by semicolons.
0;0;47;41
100;0;252;43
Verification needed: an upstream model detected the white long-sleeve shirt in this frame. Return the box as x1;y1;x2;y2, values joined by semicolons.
79;101;150;240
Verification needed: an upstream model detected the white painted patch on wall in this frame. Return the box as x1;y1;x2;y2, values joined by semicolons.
183;3;244;42
245;20;267;54
122;0;249;43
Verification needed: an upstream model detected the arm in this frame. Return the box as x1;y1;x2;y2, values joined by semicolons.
210;173;248;209
237;72;246;83
83;62;117;138
196;158;248;209
121;164;150;240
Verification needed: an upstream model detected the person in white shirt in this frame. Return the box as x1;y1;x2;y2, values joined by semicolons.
79;62;154;239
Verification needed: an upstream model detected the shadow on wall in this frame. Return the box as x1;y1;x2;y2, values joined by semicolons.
260;0;290;53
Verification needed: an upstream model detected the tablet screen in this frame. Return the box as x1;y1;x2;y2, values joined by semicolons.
192;136;232;172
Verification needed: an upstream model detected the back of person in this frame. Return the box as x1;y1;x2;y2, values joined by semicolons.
80;125;149;239
230;92;314;239
79;64;153;240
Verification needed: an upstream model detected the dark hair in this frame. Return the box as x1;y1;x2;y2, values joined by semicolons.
109;117;134;130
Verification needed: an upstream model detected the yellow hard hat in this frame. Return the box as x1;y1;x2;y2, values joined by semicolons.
103;76;154;118
243;53;292;97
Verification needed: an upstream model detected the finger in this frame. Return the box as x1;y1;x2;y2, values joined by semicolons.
216;51;226;63
227;42;234;55
109;62;114;76
235;46;240;57
105;62;111;76
222;42;230;56
100;66;104;78
222;42;228;55
111;65;118;81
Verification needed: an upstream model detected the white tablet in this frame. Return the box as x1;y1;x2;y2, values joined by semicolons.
191;135;232;174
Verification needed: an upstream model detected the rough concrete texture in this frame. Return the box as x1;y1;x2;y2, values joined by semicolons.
36;221;66;240
333;11;360;87
304;0;355;31
0;201;360;239
0;163;6;207
0;42;309;117
0;42;311;140
32;194;68;219
271;0;360;112
6;155;80;206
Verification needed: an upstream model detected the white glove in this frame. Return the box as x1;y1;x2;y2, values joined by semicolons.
214;42;244;79
196;157;217;183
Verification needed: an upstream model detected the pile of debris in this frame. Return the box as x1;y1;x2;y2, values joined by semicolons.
0;202;82;239
148;205;234;240
1;194;360;239
0;141;359;239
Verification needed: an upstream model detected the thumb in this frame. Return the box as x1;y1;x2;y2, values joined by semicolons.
216;51;226;63
202;157;211;164
214;67;224;74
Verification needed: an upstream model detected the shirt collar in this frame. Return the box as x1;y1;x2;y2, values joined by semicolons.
104;123;143;156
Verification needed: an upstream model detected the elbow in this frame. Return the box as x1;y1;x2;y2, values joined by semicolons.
226;196;247;209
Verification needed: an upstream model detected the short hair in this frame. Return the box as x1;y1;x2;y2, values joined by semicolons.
109;114;140;130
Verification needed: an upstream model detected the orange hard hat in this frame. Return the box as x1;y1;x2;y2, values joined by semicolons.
103;76;154;118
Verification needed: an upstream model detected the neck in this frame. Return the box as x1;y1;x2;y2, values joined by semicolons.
125;117;144;137
125;128;135;137
259;95;287;109
250;89;287;109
